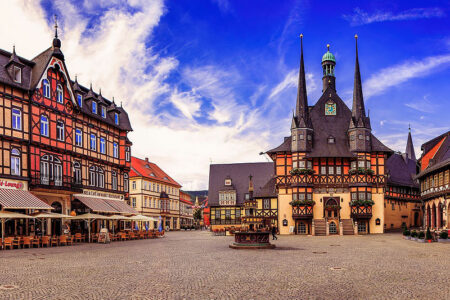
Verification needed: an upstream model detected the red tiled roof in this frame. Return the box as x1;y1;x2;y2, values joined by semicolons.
130;157;181;187
0;189;53;209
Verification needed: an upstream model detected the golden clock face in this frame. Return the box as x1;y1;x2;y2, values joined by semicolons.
325;102;336;115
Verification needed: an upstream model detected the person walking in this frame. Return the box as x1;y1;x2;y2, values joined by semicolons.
271;226;278;240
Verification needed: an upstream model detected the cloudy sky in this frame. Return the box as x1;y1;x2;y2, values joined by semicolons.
1;0;449;189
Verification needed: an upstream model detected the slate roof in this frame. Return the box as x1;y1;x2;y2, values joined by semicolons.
130;156;181;188
253;177;277;198
386;153;418;188
208;162;274;206
0;45;133;132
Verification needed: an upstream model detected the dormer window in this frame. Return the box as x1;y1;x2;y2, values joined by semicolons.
43;79;50;98
225;179;232;186
57;85;63;103
77;94;83;107
328;136;335;144
13;66;21;83
101;106;106;118
114;112;119;125
92;101;97;114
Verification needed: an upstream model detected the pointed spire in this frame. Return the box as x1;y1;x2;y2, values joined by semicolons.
351;34;368;128
52;14;61;49
405;125;416;161
295;34;311;128
54;14;58;39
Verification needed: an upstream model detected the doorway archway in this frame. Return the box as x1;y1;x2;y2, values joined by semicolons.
51;201;62;235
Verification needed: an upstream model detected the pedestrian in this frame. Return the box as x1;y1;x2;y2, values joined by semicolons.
271;226;278;240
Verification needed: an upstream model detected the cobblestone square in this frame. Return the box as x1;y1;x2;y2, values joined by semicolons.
0;231;448;299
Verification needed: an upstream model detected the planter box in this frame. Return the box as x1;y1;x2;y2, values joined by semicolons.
403;236;411;240
438;239;449;243
417;239;425;243
411;237;417;241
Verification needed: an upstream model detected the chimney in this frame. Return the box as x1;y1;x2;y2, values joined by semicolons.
145;157;149;162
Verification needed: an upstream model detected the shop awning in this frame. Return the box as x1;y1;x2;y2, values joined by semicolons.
0;211;36;219
0;189;53;210
103;199;137;214
70;213;112;220
74;196;117;214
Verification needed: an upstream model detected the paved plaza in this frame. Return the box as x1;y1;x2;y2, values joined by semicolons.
0;231;448;299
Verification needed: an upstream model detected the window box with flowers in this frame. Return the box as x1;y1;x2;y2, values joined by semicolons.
348;168;375;175
289;199;315;207
289;168;315;176
349;199;375;207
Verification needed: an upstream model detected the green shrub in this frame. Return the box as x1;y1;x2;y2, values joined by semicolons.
426;227;432;240
439;231;448;239
411;230;417;237
403;229;410;236
418;231;425;239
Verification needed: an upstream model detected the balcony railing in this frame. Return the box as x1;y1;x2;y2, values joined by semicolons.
210;218;241;225
276;174;385;187
254;209;278;218
31;172;81;191
292;205;313;219
350;205;373;219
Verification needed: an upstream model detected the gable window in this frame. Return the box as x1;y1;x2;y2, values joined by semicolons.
90;134;96;151
43;79;50;98
40;115;49;136
328;137;335;144
101;106;106;118
77;94;83;107
56;120;65;141
113;142;118;158
112;171;118;190
73;161;81;184
114;113;119;125
12;108;22;130
57;84;63;103
13;66;21;83
11;148;20;176
124;173;129;192
75;129;82;147
99;137;106;154
92;101;97;114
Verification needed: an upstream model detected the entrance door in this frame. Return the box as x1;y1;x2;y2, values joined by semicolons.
51;202;62;235
414;212;419;227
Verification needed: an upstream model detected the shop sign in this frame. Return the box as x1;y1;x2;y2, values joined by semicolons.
0;179;25;190
80;189;124;200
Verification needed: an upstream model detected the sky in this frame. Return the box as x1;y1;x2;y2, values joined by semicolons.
0;0;449;190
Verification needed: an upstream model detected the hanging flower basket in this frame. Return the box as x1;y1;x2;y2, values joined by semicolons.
348;168;374;175
349;199;375;207
289;200;315;207
289;168;315;176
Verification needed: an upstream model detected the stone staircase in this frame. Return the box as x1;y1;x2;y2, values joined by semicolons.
314;219;326;236
341;219;354;235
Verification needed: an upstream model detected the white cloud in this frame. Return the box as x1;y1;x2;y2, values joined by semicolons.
344;7;445;26
211;0;230;13
404;95;439;113
269;70;317;100
364;54;450;99
0;0;274;189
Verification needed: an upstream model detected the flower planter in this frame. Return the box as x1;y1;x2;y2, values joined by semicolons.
411;237;417;241
417;239;425;243
438;239;449;243
406;236;411;240
426;239;432;243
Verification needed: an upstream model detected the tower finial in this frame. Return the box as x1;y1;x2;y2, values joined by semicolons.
12;44;16;54
327;44;330;51
89;82;92;90
409;123;411;132
99;88;102;96
74;74;77;82
54;14;58;39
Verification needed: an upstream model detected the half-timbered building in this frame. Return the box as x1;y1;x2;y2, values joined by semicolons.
0;22;135;234
416;131;449;230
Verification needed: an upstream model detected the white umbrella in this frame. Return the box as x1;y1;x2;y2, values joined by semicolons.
0;211;35;249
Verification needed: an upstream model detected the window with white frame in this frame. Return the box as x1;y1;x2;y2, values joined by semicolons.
10;148;20;176
125;146;130;161
73;161;82;184
124;173;129;192
75;129;82;147
13;66;21;83
101;106;106;118
88;165;104;188
43;79;50;98
90;134;96;151
112;171;117;190
56;120;64;141
12;108;21;130
99;137;106;154
40;115;49;136
113;142;118;158
57;84;63;103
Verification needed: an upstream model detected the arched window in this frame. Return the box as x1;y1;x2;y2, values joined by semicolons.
56;120;65;141
73;161;81;184
124;173;129;192
12;108;22;130
57;84;63;103
40;115;49;136
11;148;20;176
89;165;104;188
112;171;117;190
40;154;62;186
43;79;50;98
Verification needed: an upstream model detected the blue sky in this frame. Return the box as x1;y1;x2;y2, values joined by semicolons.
1;0;449;189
